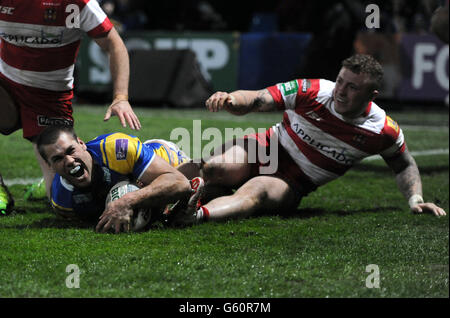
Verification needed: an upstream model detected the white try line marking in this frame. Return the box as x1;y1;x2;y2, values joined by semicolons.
4;177;42;186
3;149;448;185
363;148;449;162
402;125;449;132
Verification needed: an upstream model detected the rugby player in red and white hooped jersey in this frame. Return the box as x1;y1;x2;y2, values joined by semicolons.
0;0;141;211
167;54;446;226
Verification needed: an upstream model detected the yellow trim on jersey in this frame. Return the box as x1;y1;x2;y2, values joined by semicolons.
153;145;172;165
100;138;107;166
102;133;142;175
51;199;74;212
147;140;188;167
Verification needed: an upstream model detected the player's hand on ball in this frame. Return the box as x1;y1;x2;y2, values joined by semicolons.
96;198;134;233
411;202;447;217
206;92;236;112
104;99;141;130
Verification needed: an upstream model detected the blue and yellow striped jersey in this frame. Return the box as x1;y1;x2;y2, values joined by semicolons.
50;133;189;221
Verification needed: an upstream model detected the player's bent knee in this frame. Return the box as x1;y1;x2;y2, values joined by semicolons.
202;161;252;187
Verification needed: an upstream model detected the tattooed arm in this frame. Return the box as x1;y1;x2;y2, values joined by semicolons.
384;149;446;217
205;89;276;115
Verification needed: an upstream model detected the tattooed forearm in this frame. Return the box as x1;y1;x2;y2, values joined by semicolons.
392;152;423;200
396;164;422;199
252;89;275;112
226;89;276;115
225;91;251;115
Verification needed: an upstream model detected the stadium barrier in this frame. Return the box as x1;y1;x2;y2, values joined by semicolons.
354;32;448;104
76;31;448;106
128;49;212;107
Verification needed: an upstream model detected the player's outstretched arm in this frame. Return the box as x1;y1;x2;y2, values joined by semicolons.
94;28;141;130
96;156;191;233
205;89;276;115
384;150;447;217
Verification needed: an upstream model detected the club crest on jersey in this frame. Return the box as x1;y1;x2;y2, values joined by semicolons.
281;80;299;96
115;139;129;161
44;8;58;22
42;1;62;22
353;134;366;145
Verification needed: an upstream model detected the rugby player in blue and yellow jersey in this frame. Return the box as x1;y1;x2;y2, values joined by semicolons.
36;125;196;233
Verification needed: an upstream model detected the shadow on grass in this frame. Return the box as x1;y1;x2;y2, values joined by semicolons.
0;214;95;231
0;206;403;231
277;206;401;219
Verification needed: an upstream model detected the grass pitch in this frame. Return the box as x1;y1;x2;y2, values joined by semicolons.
0;105;448;298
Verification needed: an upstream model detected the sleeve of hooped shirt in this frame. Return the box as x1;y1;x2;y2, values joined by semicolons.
88;133;156;181
50;175;74;213
267;79;322;111
379;116;406;159
76;0;114;37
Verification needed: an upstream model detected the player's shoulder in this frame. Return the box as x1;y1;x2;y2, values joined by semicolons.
368;103;402;138
275;78;329;95
317;79;335;93
383;114;401;138
87;132;140;147
51;174;74;213
315;79;335;101
87;132;142;163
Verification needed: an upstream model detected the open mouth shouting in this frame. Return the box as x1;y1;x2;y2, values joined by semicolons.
69;165;84;177
66;160;90;186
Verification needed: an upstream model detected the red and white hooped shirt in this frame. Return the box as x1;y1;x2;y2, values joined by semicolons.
267;78;405;187
0;0;113;91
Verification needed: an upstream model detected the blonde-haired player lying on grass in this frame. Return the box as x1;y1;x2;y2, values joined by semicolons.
166;54;446;227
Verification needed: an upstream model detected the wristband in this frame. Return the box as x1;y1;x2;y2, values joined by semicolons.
112;94;128;103
408;194;424;208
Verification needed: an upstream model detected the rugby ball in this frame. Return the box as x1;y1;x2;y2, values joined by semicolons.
105;180;152;232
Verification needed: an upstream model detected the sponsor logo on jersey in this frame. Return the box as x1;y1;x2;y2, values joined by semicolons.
292;122;355;165
73;193;93;204
301;79;311;93
115;139;128;161
0;6;15;15
102;167;112;184
0;30;63;45
281;80;299;96
37;115;73;127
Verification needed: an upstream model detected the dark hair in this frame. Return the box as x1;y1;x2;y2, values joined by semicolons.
36;125;78;163
342;54;384;90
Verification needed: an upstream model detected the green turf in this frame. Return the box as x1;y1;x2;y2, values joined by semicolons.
0;106;448;298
